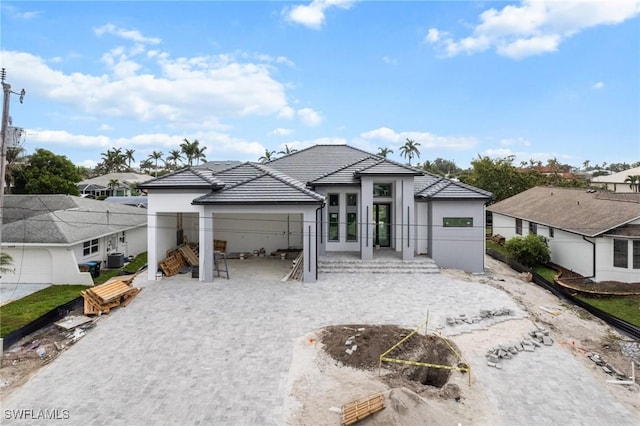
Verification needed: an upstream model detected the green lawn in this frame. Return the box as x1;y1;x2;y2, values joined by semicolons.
532;265;557;283
1;285;89;337
576;295;640;327
93;252;148;284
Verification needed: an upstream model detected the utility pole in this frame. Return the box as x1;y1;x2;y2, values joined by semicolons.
0;69;26;261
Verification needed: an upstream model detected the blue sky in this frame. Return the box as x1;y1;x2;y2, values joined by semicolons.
1;0;639;170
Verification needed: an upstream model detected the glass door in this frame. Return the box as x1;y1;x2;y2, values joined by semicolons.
373;203;391;247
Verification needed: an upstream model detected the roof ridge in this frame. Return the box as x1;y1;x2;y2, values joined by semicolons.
308;156;375;183
254;163;324;200
217;163;268;191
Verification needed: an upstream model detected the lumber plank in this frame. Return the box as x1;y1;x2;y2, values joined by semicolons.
341;394;385;426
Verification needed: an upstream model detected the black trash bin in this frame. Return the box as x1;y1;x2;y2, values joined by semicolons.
85;261;101;278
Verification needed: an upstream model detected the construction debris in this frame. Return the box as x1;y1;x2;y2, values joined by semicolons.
282;252;304;281
446;307;513;326
341;393;385;426
485;328;554;368
54;315;93;331
81;280;142;315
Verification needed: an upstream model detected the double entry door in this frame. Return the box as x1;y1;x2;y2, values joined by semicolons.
373;203;391;247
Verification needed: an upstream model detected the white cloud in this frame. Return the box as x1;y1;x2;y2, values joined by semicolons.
269;128;294;136
592;81;604;89
1;46;293;126
360;127;478;150
98;124;113;131
499;137;531;147
426;0;640;59
283;137;347;152
94;23;161;45
284;0;355;30
1;5;41;20
297;108;323;126
382;56;398;65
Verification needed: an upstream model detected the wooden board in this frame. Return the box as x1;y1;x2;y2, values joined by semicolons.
90;280;133;303
159;254;184;276
178;245;199;266
341;394;385;426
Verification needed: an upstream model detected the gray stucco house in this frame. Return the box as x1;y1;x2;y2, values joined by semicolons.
139;144;493;282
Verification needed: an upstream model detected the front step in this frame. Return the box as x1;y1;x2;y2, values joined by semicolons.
318;257;439;274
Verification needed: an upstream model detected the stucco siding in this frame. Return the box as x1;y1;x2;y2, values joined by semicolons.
2;247;93;285
429;200;486;272
596;237;640;282
415;202;429;255
213;213;300;254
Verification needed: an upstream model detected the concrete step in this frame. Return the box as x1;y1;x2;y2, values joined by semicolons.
318;257;440;274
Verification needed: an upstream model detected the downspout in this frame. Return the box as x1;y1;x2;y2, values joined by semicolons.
582;236;596;279
315;204;323;280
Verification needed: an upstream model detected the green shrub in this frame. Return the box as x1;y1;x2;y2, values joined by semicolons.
504;234;550;267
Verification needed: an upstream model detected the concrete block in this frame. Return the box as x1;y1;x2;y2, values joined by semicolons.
542;336;553;346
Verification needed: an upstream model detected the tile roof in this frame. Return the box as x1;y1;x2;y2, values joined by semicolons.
79;172;153;187
487;187;640;237
193;163;324;205
414;174;494;199
266;144;377;183
591;166;640;183
2;195;147;244
137;168;223;189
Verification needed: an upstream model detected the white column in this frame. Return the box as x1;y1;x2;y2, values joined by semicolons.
198;207;214;282
401;177;415;261
147;213;158;281
360;177;374;260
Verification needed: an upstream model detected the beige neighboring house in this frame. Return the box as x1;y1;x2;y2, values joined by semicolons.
1;195;147;285
488;187;640;284
591;166;640;193
78;172;153;198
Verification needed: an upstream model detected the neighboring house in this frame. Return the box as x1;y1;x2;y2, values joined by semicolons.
1;195;148;285
488;187;640;284
78;172;153;198
104;195;148;209
591;166;640;193
138;144;492;283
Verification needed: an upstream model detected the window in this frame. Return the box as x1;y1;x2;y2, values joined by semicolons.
83;239;99;256
613;239;628;268
329;213;339;241
549;227;555;238
515;219;522;235
373;183;392;198
346;193;358;241
633;241;640;269
443;217;473;227
529;222;537;235
328;193;339;241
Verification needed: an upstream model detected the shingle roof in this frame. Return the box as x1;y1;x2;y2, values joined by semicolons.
2;195;147;244
195;160;243;172
414;174;494;199
487;187;640;237
79;172;153;187
193;163;324;205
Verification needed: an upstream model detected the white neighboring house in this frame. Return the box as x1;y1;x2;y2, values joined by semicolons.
138;144;493;283
78;172;153;199
488;187;640;284
1;195;147;285
591;166;640;193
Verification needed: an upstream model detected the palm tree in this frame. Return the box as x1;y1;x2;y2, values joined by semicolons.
4;146;26;194
582;160;590;171
377;147;393;158
108;179;120;196
139;159;153;175
624;175;640;192
180;138;206;166
125;149;136;169
258;149;276;163
0;252;13;275
166;149;184;171
148;151;164;177
278;145;297;156
193;145;207;165
399;138;421;166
